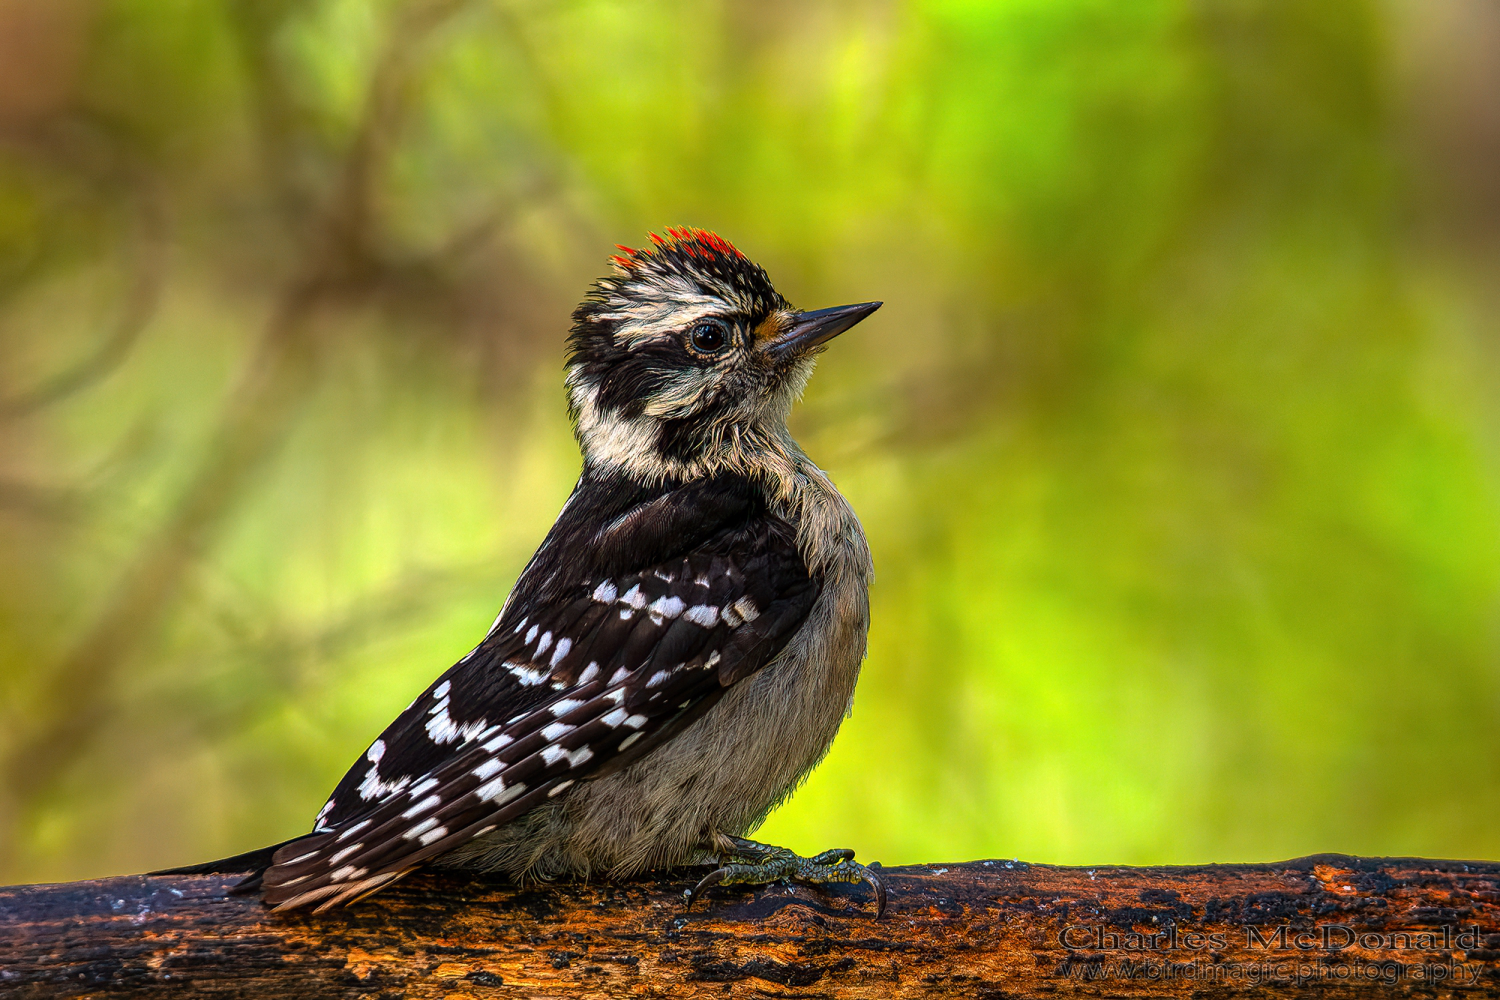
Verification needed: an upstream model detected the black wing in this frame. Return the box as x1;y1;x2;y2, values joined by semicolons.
258;471;817;910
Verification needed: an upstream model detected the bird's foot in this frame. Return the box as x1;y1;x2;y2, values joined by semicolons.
682;835;885;917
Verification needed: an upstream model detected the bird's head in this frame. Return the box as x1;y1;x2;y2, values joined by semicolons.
566;228;879;483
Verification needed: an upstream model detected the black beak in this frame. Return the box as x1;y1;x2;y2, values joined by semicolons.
766;301;882;359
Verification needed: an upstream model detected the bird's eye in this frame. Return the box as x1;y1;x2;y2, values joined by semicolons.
688;320;728;354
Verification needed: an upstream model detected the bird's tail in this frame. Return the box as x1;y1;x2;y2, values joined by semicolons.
148;835;320;895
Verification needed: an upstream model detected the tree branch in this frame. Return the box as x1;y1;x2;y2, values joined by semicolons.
2;854;1498;997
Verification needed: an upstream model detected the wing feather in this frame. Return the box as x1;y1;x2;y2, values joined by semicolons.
258;481;816;909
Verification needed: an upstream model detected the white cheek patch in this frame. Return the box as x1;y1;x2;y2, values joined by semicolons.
566;319;774;484
569;380;665;476
641;365;725;419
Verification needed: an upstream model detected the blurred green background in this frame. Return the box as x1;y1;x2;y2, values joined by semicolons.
1;0;1498;886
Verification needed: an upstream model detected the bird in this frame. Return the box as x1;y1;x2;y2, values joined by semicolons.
231;227;882;915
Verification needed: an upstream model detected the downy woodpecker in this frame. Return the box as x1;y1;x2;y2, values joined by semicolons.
247;228;882;914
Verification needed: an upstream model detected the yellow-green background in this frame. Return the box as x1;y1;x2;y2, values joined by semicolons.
2;0;1498;885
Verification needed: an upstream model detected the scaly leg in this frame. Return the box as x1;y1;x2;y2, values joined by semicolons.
683;835;885;917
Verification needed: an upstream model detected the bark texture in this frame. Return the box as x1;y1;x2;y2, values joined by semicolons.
3;854;1499;997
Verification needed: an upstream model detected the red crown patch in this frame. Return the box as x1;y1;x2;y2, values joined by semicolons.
610;227;747;269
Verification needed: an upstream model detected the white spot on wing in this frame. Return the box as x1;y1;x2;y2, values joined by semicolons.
578;662;600;685
649;595;685;619
683;605;719;627
329;843;362;865
358;765;410;802
426;691;488;745
549;637;572;666
402;816;439;840
315;798;337;833
419;825;448;846
619;731;644;750
592;580;617;603
476;776;524;804
336;819;369;842
504;660;549;686
401;795;441;819
549;780;574;796
567;747;593;767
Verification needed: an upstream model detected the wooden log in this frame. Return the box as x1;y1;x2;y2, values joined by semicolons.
2;854;1498;997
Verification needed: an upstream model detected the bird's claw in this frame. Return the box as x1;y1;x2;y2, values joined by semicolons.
682;867;726;909
681;837;885;918
862;865;888;918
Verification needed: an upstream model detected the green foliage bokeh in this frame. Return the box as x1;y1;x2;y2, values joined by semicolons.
0;0;1497;883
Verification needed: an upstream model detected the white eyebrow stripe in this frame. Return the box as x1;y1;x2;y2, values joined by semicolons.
602;297;727;349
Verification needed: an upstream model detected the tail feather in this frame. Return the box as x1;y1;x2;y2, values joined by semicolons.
149;838;301;879
270;868;413;912
149;834;420;910
259;832;413;910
